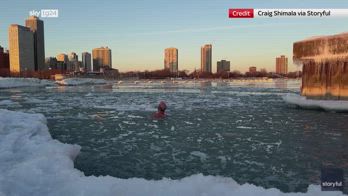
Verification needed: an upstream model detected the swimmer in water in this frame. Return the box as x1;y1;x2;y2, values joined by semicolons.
153;101;167;119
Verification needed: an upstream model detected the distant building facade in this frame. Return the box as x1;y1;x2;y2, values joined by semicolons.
8;24;35;73
249;66;257;73
25;16;45;71
0;46;10;70
217;60;230;73
276;55;288;74
68;52;79;71
81;52;92;72
56;53;68;70
45;57;57;69
56;53;68;63
164;47;178;73
68;52;78;62
201;44;212;73
260;68;267;73
92;47;112;72
77;61;83;72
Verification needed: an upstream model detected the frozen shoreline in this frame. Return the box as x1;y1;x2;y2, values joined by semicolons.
0;109;345;196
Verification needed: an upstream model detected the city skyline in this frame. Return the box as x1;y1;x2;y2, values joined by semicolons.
0;0;347;73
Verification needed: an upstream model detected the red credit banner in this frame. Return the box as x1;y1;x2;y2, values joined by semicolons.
229;9;254;18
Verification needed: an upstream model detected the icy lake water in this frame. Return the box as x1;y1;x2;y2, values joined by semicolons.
1;79;347;193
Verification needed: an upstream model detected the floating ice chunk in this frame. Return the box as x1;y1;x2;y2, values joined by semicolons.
190;151;208;162
56;78;107;86
0;109;346;196
0;77;54;89
282;94;348;112
127;114;144;119
237;126;252;129
123;121;136;125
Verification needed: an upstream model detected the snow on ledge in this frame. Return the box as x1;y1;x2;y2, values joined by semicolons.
0;77;54;89
282;94;348;112
56;78;107;86
0;109;346;196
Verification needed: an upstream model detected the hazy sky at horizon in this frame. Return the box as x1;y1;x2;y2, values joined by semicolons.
0;0;347;72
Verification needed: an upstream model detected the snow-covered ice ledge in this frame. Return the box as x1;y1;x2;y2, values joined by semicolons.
0;77;54;89
0;77;108;88
56;78;107;86
0;109;345;196
282;94;348;112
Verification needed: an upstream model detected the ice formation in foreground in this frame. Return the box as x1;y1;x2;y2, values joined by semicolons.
0;109;345;196
282;94;348;112
56;78;107;86
0;77;54;89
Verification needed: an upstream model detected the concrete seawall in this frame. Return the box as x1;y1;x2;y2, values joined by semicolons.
293;32;348;100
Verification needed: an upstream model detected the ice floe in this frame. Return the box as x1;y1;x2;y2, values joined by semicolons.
0;109;346;196
282;94;348;112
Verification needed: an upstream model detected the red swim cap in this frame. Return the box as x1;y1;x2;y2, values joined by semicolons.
158;101;167;111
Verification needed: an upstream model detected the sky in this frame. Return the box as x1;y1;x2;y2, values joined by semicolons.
0;0;347;73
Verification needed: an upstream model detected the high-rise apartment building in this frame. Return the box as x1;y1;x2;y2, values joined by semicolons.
164;48;178;73
217;60;230;73
276;55;288;74
201;44;212;73
8;24;35;73
68;52;79;71
92;47;112;72
82;52;92;72
25;16;45;71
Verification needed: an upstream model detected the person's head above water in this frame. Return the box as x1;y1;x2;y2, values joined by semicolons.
158;101;167;112
153;101;167;119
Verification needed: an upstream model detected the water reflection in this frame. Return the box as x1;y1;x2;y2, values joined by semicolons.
274;79;288;89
